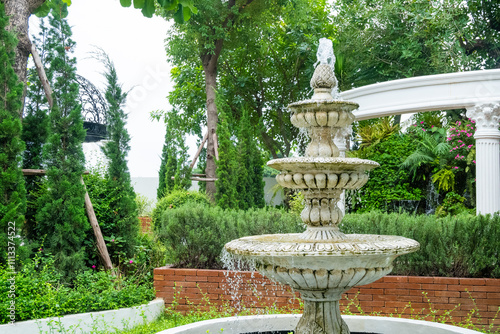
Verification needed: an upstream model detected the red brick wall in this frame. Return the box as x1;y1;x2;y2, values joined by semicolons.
139;216;152;234
154;267;500;329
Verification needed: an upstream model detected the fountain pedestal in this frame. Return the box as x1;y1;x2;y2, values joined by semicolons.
225;38;419;334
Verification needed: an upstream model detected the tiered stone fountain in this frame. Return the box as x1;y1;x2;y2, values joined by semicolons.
224;39;420;334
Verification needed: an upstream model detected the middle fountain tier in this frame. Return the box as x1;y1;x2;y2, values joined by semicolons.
225;40;419;334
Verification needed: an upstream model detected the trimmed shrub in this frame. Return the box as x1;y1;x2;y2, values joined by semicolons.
152;190;211;224
341;212;500;278
155;203;304;269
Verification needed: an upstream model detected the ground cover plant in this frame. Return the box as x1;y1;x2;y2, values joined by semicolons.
0;252;155;324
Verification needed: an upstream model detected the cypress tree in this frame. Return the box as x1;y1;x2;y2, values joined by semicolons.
173;130;192;191
249;131;265;208
235;109;265;209
0;3;26;265
236;109;254;210
158;114;191;198
100;52;139;259
215;101;237;210
158;116;178;199
35;12;89;279
22;20;49;241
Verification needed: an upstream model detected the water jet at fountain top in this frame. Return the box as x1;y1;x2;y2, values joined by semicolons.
224;38;419;334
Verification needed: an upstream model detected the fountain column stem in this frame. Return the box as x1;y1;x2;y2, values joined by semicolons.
296;299;349;334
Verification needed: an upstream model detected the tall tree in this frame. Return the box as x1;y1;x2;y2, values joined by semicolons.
157;117;178;199
332;0;500;91
215;105;237;210
22;18;49;240
35;12;88;279
236;108;265;209
0;3;26;264
3;0;70;115
164;0;265;200
157;114;192;198
163;0;333;163
98;51;140;259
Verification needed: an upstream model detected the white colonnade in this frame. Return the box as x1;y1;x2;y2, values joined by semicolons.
339;69;500;215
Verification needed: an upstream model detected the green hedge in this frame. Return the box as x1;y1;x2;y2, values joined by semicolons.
155;203;305;269
0;254;155;324
341;212;500;278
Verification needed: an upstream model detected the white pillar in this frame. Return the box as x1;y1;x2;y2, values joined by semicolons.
466;103;500;215
334;126;351;215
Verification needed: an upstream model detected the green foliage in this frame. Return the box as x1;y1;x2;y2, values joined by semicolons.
342;212;500;278
33;0;72;19
215;105;237;210
0;3;26;265
164;0;334;159
157;114;191;199
0;253;155;324
333;0;475;90
289;191;305;216
22;20;50;241
155;203;304;269
447;119;476;206
435;192;471;218
98;50;139;259
35;12;89;280
348;133;422;213
402;124;453;182
356;117;399;149
120;0;197;21
152;189;211;224
136;194;154;217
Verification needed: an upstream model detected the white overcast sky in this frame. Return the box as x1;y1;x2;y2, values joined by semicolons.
30;0;195;177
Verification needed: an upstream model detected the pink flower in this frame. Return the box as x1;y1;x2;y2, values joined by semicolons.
473;160;476;164
454;166;459;169
471;120;475;123
420;121;424;124
467;133;472;137
431;125;434;128
468;145;473;149
458;140;462;143
460;144;465;147
422;128;426;131
112;239;115;242
457;121;462;126
92;265;96;269
129;260;133;264
413;124;417;127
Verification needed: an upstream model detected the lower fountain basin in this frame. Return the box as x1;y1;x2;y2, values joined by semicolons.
157;314;483;334
225;233;420;271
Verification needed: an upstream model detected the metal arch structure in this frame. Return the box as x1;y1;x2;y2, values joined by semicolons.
76;74;108;142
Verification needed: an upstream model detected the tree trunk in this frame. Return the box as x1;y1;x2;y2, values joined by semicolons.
201;36;224;201
4;0;46;116
202;63;218;201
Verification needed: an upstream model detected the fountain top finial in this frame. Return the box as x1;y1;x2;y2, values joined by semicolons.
310;38;337;95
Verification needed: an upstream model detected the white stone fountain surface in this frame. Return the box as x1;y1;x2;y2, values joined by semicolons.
224;39;420;334
157;314;483;334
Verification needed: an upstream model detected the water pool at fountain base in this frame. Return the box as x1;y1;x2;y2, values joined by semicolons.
157;314;483;334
